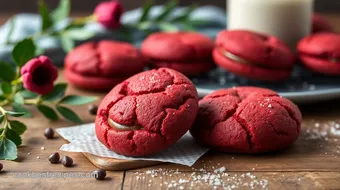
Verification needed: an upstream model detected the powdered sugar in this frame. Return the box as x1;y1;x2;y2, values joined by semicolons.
135;167;269;189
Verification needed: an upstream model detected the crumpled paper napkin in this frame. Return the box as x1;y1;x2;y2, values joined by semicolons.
56;123;210;166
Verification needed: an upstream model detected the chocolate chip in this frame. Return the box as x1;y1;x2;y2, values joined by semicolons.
61;156;73;167
48;152;60;164
44;128;54;139
0;163;3;171
88;105;98;115
92;169;106;180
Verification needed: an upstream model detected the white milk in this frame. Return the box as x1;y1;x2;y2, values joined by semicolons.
228;0;314;49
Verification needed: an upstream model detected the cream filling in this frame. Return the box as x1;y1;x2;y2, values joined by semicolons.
220;49;254;65
108;118;143;131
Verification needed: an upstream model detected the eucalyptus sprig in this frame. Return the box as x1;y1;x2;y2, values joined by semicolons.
5;0;95;53
0;38;97;161
133;0;206;33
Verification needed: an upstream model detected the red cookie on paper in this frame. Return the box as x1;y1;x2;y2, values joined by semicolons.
190;87;302;153
64;41;146;90
213;30;295;81
95;68;199;156
141;32;215;76
298;33;340;75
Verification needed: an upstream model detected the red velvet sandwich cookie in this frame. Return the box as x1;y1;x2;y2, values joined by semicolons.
312;14;334;34
190;87;302;154
141;32;215;76
297;33;340;75
213;30;295;81
64;40;146;90
95;68;199;156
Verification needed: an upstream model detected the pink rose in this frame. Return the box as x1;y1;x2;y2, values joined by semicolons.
94;0;124;29
21;56;58;95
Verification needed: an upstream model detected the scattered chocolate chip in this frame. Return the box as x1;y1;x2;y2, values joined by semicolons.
88;105;98;115
61;156;73;167
44;128;54;139
0;163;3;171
92;169;106;180
48;152;60;164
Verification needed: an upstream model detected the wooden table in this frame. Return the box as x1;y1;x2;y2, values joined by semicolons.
1;14;340;190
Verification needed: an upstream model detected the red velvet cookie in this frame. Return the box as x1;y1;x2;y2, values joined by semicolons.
95;68;199;156
141;32;215;76
312;14;334;34
213;30;295;81
64;41;146;90
297;33;340;75
190;87;302;153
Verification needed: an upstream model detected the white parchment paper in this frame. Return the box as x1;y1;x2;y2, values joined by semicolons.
56;123;210;166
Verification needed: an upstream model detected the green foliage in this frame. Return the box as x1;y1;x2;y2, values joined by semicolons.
0;62;15;82
58;95;97;105
12;39;36;67
37;105;59;121
56;106;82;123
51;0;70;23
0;138;17;160
39;0;54;31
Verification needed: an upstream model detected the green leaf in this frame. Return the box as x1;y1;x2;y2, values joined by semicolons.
0;138;17;160
41;83;67;101
13;94;24;105
51;0;70;23
6;111;26;117
39;0;53;31
56;106;82;123
9;120;27;135
0;61;15;82
158;23;179;32
186;19;210;26
170;4;197;22
58;95;97;105
139;0;154;22
64;29;95;41
5;129;22;146
12;103;32;118
155;0;177;22
181;23;195;31
19;90;38;99
137;21;153;30
37;104;59;121
1;82;12;95
12;39;36;67
60;35;74;53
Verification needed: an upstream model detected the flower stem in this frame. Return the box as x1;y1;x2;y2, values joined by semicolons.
24;99;40;105
0;106;8;138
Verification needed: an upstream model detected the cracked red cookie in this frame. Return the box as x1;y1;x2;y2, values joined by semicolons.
64;40;146;90
297;33;340;75
213;30;295;81
190;87;302;153
95;68;199;156
140;32;215;76
312;14;334;34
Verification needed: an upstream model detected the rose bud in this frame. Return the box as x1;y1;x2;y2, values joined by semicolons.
21;56;58;95
94;0;124;30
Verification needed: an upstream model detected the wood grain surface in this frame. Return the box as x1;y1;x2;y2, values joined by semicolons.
0;14;340;189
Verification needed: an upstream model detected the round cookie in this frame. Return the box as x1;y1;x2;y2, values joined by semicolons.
64;41;146;90
312;14;334;34
213;30;295;81
190;87;302;153
297;33;340;75
95;68;199;156
141;32;215;76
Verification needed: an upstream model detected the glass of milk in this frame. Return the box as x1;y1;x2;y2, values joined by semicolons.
228;0;314;49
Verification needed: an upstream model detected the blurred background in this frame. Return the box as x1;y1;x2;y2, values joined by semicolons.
1;0;339;13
